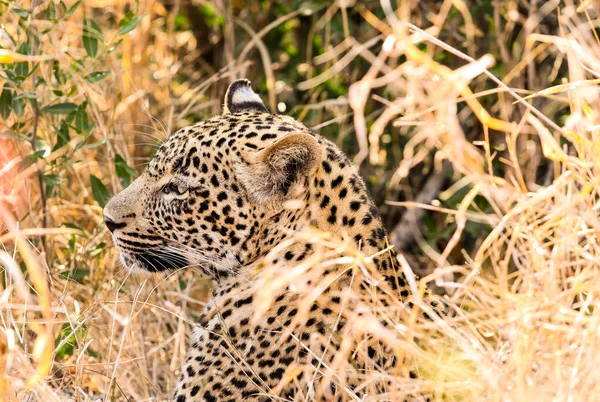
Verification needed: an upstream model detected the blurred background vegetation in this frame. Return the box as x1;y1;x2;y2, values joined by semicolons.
1;0;575;274
1;0;600;400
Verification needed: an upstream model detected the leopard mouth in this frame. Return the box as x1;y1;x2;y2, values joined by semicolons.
118;246;189;272
110;231;190;272
135;249;190;272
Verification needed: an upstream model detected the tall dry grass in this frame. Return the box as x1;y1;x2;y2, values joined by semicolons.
0;1;212;400
1;0;600;401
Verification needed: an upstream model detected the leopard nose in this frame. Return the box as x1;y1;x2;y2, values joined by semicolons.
104;214;126;233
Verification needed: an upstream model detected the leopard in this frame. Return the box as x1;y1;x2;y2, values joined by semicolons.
103;79;422;401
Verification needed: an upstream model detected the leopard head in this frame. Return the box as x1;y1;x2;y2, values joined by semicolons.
104;80;321;277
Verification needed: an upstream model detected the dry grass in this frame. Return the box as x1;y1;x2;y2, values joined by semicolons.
1;0;600;401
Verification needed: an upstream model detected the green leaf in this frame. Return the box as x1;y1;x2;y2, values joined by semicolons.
68;234;76;252
53;60;67;85
82;139;106;149
46;102;78;114
199;5;222;28
66;84;77;96
12;95;24;116
0;84;13;119
86;348;100;358
73;132;94;151
63;222;85;231
118;10;135;26
71;58;84;72
54;121;71;151
118;15;144;35
12;8;29;18
108;38;124;53
83;70;111;83
59;268;90;282
90;174;110;207
42;174;63;186
14;42;30;79
65;0;82;17
174;13;189;30
82;30;98;58
82;18;103;57
114;153;137;187
55;322;87;359
88;242;106;257
19;62;40;81
15;92;38;100
74;102;94;134
29;149;46;161
0;72;19;86
88;18;104;41
46;0;56;19
42;173;63;196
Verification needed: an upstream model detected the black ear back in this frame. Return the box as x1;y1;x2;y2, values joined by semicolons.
224;79;268;114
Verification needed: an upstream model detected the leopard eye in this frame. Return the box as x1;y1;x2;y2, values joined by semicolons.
162;182;188;195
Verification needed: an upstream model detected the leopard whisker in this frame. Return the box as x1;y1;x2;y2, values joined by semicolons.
163;245;237;277
141;109;170;140
122;128;165;144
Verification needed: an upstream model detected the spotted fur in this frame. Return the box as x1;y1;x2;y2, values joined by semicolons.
104;80;412;401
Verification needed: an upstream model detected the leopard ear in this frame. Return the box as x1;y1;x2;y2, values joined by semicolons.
237;133;322;204
223;79;268;114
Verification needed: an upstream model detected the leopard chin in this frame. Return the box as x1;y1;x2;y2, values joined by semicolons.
121;249;189;272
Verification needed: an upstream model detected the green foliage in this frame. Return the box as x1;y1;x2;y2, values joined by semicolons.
82;17;103;57
46;102;78;114
54;321;98;359
0;2;143;231
199;4;223;28
59;267;90;283
84;71;111;83
87;241;106;258
65;0;83;18
73;102;94;134
114;153;137;187
0;84;12;119
118;12;145;35
90;175;111;208
55;322;81;359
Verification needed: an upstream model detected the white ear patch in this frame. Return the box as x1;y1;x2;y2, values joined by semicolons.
224;79;268;114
